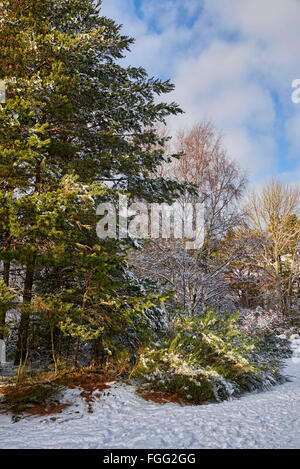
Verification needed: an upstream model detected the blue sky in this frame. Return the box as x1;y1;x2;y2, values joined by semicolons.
100;0;300;185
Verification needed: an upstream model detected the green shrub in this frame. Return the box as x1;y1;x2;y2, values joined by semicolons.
236;332;292;393
132;310;292;404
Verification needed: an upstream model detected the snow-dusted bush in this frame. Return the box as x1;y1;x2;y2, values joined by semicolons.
236;332;292;393
132;310;292;404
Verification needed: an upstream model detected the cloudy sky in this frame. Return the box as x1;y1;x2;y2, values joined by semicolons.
100;0;300;185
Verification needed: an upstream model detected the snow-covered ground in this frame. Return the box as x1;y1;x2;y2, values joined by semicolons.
0;336;300;449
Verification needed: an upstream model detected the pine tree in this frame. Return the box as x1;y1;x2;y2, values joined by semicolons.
0;0;184;365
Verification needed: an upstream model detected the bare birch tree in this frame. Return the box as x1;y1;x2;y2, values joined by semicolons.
130;121;248;315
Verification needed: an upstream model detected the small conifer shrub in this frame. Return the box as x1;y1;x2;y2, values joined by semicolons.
132;310;292;404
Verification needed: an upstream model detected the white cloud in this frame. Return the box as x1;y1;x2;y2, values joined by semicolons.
100;0;300;184
100;0;199;75
167;39;277;179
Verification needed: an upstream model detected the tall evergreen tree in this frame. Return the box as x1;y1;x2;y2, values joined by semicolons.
0;0;184;364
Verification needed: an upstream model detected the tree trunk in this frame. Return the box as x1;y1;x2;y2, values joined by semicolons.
14;164;41;363
0;231;11;340
0;262;10;340
50;324;58;374
91;338;105;367
14;259;36;365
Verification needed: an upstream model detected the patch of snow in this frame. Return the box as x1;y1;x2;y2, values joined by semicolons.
0;337;300;449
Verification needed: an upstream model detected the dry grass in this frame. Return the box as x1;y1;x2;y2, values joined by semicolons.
136;388;192;406
0;382;63;416
0;368;114;417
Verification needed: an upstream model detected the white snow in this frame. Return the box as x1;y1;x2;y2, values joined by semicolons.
0;337;300;449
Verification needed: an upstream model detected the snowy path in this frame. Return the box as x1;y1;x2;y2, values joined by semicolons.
0;339;300;449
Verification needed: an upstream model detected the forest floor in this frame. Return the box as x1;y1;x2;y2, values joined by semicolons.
0;336;299;449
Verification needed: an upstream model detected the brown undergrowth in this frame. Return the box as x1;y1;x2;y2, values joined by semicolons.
24;402;72;416
53;372;112;413
136;388;192;406
0;370;114;417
